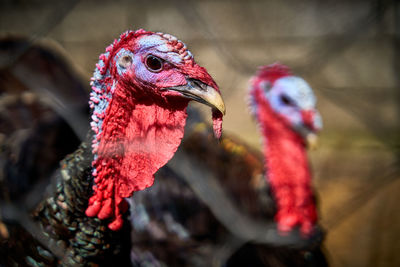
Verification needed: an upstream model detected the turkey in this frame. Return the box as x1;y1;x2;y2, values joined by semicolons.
126;64;327;266
0;29;225;266
248;63;322;236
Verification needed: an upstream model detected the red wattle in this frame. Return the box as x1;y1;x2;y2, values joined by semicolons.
86;29;224;231
98;198;113;219
253;88;317;236
85;198;101;217
212;109;223;139
108;215;123;231
86;82;188;230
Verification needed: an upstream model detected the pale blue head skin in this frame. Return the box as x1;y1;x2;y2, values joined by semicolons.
263;76;323;131
114;34;192;89
89;32;196;159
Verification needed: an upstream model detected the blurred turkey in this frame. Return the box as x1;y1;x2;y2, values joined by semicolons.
0;29;225;266
248;63;322;236
128;65;328;266
0;37;87;201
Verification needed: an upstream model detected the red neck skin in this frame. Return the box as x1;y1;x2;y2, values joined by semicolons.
253;89;317;236
86;82;189;231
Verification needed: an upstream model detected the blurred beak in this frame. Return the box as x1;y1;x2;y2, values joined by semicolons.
301;110;322;132
299;109;322;150
166;78;226;115
306;132;318;150
294;125;319;150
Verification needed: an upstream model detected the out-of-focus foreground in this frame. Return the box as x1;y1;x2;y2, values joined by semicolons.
0;0;399;266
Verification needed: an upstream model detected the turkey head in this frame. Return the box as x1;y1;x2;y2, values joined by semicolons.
86;29;225;230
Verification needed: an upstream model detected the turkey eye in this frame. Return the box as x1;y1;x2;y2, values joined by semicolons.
145;55;163;72
118;55;132;68
280;95;293;106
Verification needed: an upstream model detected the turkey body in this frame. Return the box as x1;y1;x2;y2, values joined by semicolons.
2;142;133;266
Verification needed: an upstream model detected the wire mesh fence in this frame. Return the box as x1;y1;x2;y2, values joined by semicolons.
0;0;399;266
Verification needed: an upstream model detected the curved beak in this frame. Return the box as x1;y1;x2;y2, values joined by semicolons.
165;78;226;115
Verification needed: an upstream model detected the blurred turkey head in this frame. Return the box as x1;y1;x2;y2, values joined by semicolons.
249;63;322;149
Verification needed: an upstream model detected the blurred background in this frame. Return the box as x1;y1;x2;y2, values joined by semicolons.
0;0;399;266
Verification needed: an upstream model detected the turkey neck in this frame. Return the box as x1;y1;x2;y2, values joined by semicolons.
256;93;316;231
87;81;189;230
34;141;93;224
33;140;132;265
